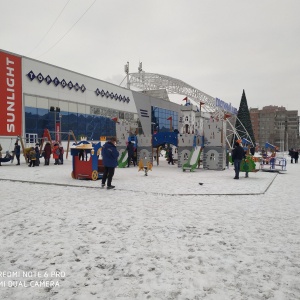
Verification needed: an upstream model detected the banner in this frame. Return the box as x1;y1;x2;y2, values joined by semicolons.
0;52;22;136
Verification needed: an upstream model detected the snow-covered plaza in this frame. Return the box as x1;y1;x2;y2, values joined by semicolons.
0;157;299;300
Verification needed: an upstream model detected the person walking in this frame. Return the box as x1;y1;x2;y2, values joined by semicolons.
294;149;299;164
126;141;135;167
14;142;21;165
231;141;245;179
289;148;295;163
101;137;119;189
43;142;52;165
167;147;174;165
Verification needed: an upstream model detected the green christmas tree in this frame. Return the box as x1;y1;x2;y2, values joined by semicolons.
234;89;256;145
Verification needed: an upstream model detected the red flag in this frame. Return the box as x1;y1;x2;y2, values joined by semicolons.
112;117;118;122
182;97;188;101
167;116;172;121
200;101;205;106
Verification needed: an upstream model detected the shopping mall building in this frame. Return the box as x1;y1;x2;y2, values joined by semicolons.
0;49;180;151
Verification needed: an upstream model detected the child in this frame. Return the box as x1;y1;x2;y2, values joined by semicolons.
28;148;36;167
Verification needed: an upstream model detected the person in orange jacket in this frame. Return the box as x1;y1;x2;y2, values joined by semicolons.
52;143;60;165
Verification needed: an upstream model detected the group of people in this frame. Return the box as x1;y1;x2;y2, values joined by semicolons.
26;142;64;167
232;141;300;179
1;141;65;167
9;137;297;187
0;136;120;190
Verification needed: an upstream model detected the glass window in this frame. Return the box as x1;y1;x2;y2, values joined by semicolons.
159;110;165;119
60;111;68;133
78;113;86;137
151;106;178;133
25;101;117;141
25;107;38;135
37;108;51;137
68;113;78;136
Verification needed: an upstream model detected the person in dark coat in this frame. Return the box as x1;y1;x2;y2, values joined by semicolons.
168;147;174;165
101;137;119;189
59;144;64;164
14;142;21;165
289;148;295;163
126;141;135;167
231;141;245;179
43;142;52;166
4;151;12;160
294;149;299;164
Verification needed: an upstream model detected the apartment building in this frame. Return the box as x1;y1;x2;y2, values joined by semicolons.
250;106;300;151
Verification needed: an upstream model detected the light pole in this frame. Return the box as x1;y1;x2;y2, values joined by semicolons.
124;62;130;89
279;122;284;153
275;114;285;154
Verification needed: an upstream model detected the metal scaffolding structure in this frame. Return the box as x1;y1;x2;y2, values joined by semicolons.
128;72;216;113
121;66;254;148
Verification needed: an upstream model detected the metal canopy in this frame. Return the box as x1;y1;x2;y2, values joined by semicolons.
128;72;216;113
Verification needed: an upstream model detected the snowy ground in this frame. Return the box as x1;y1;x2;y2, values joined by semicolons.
0;155;299;300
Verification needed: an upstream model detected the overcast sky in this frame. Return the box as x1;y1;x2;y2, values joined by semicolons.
1;0;300;111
